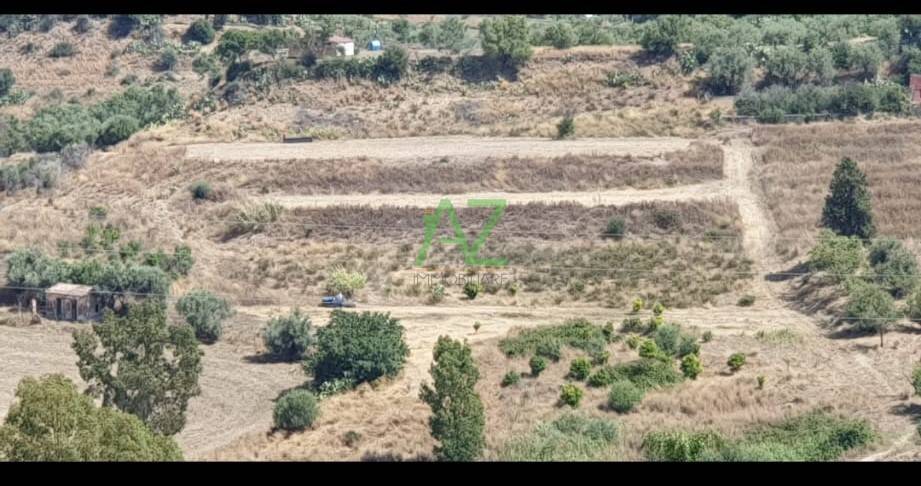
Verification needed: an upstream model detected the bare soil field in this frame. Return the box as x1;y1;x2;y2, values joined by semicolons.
184;136;695;163
753;121;921;260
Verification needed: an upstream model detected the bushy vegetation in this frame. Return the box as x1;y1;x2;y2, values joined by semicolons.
184;18;215;44
226;202;283;236
727;353;746;373
608;379;644;413
0;374;182;461
735;82;909;121
643;411;874;461
680;353;703;379
420;336;485;461
175;290;233;344
273;389;319;431
568;357;592;381
189;181;213;201
845;280;898;345
72;301;203;436
325;266;366;298
704;47;753;95
501;370;521;387
529;355;547;377
560;384;584;408
498;413;618;461
263;309;313;362
48;41;76;58
6;247;175;306
16;84;183;155
462;281;482;300
307;310;408;387
556;115;575;139
499;319;608;359
479;16;532;67
0;68;14;97
867;238;919;298
587;358;684;390
807;229;865;283
216;28;294;62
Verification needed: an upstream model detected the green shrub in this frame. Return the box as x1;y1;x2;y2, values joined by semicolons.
868;238;919;298
307;310;409;386
556;115;575;139
189;181;213;200
0;68;14;97
184;18;215;44
727;353;746;373
620;317;644;333
543;22;576;49
625;334;641;350
27;104;101;152
499;319;607;358
155;48;178;72
501;370;521;387
911;363;921;396
604;217;625;239
325;266;366;298
607;379;644;413
427;283;446;304
908;290;921;322
568;357;592;381
522;333;557;360
373;46;409;84
680;353;703;380
643;430;726;461
263;309;313;361
807;229;865;283
560;384;583;408
529;355;547;377
175;290;233;344
97;115;139;146
632;297;645;313
705;47;752;95
73;15;91;34
273;389;319;431
701;330;713;343
605;70;647;88
845;280;898;340
463;281;482;300
498;413;618;461
588;358;683;390
638;339;665;360
737;295;756;307
49;42;76;58
227;202;283;236
640;15;689;56
479;16;532;67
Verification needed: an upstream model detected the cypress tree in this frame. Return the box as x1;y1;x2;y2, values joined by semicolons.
419;336;485;461
821;157;876;239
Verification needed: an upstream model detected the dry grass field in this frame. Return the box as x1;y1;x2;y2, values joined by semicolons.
753;121;921;261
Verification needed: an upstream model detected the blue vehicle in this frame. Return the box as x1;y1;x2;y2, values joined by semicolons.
321;293;355;308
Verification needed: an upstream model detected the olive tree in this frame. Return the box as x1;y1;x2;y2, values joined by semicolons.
72;301;203;436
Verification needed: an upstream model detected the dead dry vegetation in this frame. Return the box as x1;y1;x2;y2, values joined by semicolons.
753;121;921;261
184;141;723;195
155;46;725;144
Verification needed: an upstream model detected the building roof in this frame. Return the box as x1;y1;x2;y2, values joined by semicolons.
46;283;94;297
327;35;354;44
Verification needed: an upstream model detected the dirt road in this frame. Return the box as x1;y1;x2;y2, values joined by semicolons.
184;136;694;163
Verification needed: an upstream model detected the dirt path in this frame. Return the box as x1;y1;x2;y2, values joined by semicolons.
184;136;694;163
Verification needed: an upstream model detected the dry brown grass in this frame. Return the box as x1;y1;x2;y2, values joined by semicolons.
188;142;723;195
753;120;921;260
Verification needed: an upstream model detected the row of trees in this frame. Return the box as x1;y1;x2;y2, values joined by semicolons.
1;84;184;156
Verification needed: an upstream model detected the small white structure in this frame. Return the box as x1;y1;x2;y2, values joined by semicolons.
327;35;355;57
